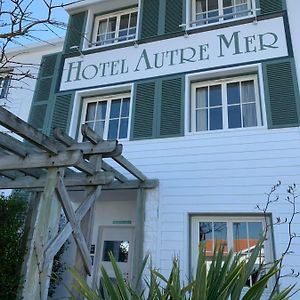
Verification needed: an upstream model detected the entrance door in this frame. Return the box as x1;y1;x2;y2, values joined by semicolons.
97;226;134;286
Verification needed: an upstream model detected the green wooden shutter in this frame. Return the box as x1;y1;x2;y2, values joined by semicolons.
140;0;160;39
28;53;59;132
159;76;184;137
131;76;184;140
164;0;184;34
257;0;284;15
64;11;87;54
132;81;156;139
263;58;300;128
49;93;74;135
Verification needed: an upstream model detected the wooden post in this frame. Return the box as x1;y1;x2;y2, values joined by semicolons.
21;168;62;300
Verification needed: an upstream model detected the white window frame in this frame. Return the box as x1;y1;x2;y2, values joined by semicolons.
188;0;257;29
190;74;262;132
90;7;138;48
80;92;131;141
191;215;274;291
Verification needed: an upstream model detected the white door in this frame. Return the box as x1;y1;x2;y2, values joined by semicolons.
97;226;134;286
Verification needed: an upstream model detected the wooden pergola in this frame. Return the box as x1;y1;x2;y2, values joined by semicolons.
0;107;158;299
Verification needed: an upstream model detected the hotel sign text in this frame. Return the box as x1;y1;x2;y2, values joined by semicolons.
60;17;288;91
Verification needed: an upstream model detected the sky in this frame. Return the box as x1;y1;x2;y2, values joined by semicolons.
2;0;73;49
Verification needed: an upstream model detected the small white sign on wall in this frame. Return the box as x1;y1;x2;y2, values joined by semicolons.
60;16;288;91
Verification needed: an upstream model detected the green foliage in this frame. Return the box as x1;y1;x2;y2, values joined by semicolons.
70;239;295;300
0;192;28;300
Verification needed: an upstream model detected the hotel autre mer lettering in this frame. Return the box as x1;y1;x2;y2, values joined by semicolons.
60;17;288;91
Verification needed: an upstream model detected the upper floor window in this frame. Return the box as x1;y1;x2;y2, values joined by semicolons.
91;8;138;47
81;93;131;140
190;0;254;27
190;75;262;132
0;76;11;99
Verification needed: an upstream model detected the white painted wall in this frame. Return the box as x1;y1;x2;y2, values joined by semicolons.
118;125;300;292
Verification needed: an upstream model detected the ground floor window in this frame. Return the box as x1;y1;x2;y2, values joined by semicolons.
190;75;262;132
0;76;11;99
81;93;131;140
190;215;273;288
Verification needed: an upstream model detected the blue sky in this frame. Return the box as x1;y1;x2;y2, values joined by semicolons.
3;0;71;48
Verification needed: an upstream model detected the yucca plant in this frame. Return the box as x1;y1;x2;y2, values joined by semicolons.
69;239;294;300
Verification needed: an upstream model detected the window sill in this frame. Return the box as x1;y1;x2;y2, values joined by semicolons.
83;38;137;52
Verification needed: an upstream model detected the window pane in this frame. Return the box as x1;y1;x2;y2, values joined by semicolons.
196;109;208;131
242;103;257;127
110;99;121;118
208;0;218;10
210;107;222;130
86;103;96;121
121;98;130;117
233;222;248;252
241;80;255;103
98;19;108;35
102;240;129;262
227;82;240;104
108;17;117;32
228;105;241;128
96;102;107;120
248;222;263;242
196;0;207;13
108;119;119;139
94;121;105;137
119;118;129;139
130;12;138;27
223;0;233;7
214;222;228;253
199;222;213;254
196;87;208;108
120;14;130;30
209;85;222;106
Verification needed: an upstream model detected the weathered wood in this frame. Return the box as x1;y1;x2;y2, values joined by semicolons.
75;157;95;175
0;172;114;189
0;150;84;171
56;178;92;274
103;179;159;190
81;124;103;144
53;127;75;147
0;132;28;157
102;144;123;158
113;155;147;181
0;106;59;154
21;169;61;300
102;161;128;183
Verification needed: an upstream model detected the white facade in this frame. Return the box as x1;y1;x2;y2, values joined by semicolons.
26;0;300;297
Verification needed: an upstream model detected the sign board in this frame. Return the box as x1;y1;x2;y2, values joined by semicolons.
60;17;288;91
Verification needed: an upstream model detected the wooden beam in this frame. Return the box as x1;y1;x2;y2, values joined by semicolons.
0;132;28;157
102;179;159;190
102;161;128;183
0;172;114;189
56;178;92;274
0;106;59;155
113;156;147;182
53;127;75;147
102;144;123;158
0;150;88;171
81;124;103;144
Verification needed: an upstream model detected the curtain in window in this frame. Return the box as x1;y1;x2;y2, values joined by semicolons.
241;81;257;127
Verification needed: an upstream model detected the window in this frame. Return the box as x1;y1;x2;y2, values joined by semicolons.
190;0;254;27
0;76;11;99
191;216;273;288
82;93;131;140
91;8;138;47
190;75;261;132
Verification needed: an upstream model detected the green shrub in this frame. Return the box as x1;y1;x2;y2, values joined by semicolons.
69;239;295;300
0;193;28;300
